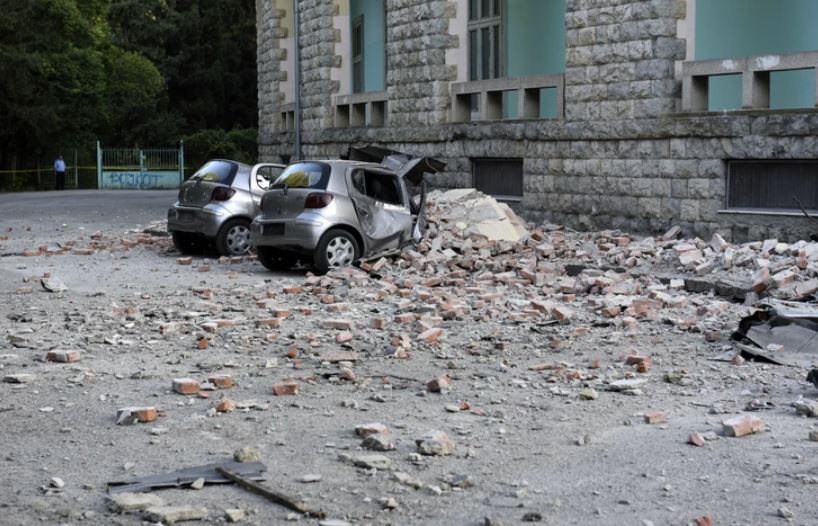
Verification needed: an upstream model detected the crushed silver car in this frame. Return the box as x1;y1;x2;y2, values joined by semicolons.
167;159;285;256
250;147;445;273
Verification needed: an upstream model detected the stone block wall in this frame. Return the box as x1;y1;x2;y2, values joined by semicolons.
256;0;818;241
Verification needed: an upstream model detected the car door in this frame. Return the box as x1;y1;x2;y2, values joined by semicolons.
250;164;285;207
346;168;413;255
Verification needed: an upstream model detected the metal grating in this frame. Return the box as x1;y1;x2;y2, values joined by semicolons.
472;158;523;201
727;160;818;211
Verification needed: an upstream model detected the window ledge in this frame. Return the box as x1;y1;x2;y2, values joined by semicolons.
718;208;818;217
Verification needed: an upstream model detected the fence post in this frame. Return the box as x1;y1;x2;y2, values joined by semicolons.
96;141;102;190
179;140;185;186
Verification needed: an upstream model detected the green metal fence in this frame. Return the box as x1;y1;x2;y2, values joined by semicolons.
97;142;185;190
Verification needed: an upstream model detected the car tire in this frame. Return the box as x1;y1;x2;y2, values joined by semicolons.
314;228;360;275
257;246;297;272
215;218;252;256
172;231;201;255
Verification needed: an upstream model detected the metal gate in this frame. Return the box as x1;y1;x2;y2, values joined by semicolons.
97;142;184;190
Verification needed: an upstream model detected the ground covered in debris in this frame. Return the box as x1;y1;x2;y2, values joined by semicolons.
2;190;818;526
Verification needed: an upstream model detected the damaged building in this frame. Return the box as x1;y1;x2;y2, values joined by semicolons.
256;0;818;241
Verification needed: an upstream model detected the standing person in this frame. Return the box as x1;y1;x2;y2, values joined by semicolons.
54;155;66;190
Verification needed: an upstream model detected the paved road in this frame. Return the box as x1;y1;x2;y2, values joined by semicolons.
0;190;177;230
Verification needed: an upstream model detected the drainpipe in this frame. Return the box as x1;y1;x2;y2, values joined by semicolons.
293;0;302;161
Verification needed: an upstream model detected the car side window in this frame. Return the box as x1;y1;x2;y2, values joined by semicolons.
361;171;402;206
351;170;367;195
256;166;283;190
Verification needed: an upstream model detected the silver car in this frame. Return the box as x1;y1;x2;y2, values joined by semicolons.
250;148;444;273
167;159;285;256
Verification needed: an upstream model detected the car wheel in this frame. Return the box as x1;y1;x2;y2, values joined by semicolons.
257;246;297;272
314;229;360;274
172;231;201;255
216;218;252;256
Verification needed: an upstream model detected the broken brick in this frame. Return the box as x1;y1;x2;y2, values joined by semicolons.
427;374;451;393
688;432;706;447
215;399;236;413
208;374;233;389
46;350;81;363
417;327;444;343
722;414;764;437
176;257;193;266
172;378;200;395
625;355;652;373
272;381;299;396
116;407;157;425
644;411;667;424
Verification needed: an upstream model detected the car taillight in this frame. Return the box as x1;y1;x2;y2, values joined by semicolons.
210;186;236;201
305;192;333;209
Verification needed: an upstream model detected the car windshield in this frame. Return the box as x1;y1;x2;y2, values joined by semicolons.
190;160;238;185
273;162;330;189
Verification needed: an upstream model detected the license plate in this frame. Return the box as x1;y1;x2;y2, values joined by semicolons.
177;210;194;222
263;223;285;236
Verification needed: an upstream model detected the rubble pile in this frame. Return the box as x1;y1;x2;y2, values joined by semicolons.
6;189;818;524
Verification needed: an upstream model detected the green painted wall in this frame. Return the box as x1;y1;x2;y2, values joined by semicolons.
503;0;566;118
350;0;385;93
696;0;818;111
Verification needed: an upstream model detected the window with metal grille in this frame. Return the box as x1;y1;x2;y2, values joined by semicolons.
472;158;523;201
352;15;364;93
727;160;818;212
468;0;503;81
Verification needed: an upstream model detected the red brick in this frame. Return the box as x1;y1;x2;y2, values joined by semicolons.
427;373;452;393
72;248;95;256
601;306;621;318
336;331;354;344
117;406;157;424
176;257;193;266
197;337;209;350
172;378;200;395
417;327;444;343
625;355;651;373
371;318;385;330
283;285;303;294
46;350;80;363
321;351;358;363
272;308;291;318
688;432;706;447
255;318;281;328
644;411;667;424
338;367;357;381
215;399;236;413
355;423;389;437
694;515;713;526
323;319;354;330
21;249;41;257
394;313;415;324
209;374;233;389
751;267;770;293
722;414;764;437
272;381;299;396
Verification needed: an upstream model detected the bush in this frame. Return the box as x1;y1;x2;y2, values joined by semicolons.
182;128;257;176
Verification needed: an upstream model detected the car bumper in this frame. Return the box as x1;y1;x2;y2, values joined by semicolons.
167;204;229;238
250;213;330;252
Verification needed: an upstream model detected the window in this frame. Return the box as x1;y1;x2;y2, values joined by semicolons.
190;160;238;185
468;0;503;81
727;160;818;211
352;15;364;93
472;158;523;201
255;165;285;190
274;162;331;189
351;170;403;205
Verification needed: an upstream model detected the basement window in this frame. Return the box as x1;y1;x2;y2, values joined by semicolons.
472;158;523;201
726;160;818;213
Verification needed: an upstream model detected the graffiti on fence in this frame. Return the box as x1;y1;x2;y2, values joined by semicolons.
101;171;180;190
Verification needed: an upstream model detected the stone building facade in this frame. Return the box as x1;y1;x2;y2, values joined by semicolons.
256;0;818;241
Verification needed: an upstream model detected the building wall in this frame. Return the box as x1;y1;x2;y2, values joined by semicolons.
257;0;818;241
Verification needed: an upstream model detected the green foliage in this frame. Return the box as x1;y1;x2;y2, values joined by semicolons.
183;128;258;171
0;0;258;172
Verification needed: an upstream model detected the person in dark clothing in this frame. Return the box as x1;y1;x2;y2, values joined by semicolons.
54;155;66;190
